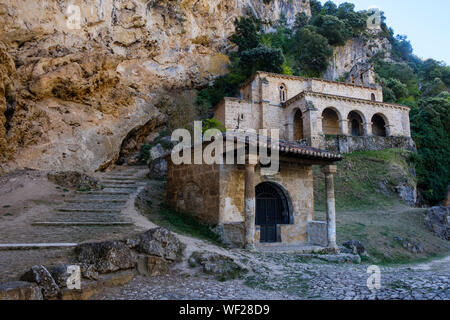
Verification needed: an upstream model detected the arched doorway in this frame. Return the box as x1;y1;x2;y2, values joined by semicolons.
372;114;387;137
255;182;291;243
347;111;364;137
322;108;340;135
293;109;304;140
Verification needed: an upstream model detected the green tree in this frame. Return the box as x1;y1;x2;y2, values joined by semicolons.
293;27;333;77
313;14;352;46
230;16;263;53
239;47;285;76
410;94;450;203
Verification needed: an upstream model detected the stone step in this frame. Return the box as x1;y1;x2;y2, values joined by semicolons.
59;202;125;210
102;188;139;193
102;179;143;183
31;221;134;227
0;243;78;250
75;191;131;196
102;185;140;188
102;177;141;181
58;208;122;213
53;213;128;223
63;199;127;204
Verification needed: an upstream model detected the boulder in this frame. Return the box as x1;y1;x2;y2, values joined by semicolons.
20;265;59;299
394;237;425;254
189;251;249;281
47;171;101;191
149;144;169;161
148;157;168;179
342;240;368;256
74;241;137;274
136;228;186;262
47;265;72;288
425;206;450;240
0;281;43;300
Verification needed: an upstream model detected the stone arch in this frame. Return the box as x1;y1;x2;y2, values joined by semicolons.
255;181;293;243
176;181;204;214
371;93;376;101
293;109;304;140
372;113;389;137
347;110;365;137
321;107;341;135
279;83;287;103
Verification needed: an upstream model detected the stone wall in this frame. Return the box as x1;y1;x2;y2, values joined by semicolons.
320;135;416;154
166;158;220;225
307;221;328;247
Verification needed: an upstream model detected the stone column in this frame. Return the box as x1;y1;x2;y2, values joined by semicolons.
244;164;256;250
322;165;338;249
339;120;349;135
363;122;373;136
317;116;324;135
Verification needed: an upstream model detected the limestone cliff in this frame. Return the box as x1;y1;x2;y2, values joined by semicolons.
324;30;393;81
0;0;310;174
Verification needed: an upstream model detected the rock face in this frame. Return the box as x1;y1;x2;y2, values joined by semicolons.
324;30;393;81
0;0;310;174
425;206;450;241
20;265;60;299
74;241;137;274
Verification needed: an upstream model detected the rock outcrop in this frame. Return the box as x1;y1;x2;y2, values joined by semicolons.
0;0;310;175
20;265;60;299
74;241;137;274
425;206;450;241
324;30;393;82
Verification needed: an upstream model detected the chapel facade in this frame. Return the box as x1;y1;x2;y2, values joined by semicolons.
214;71;411;149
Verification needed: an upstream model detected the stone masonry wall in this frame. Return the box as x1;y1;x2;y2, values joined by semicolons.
321;135;416;154
166;159;220;225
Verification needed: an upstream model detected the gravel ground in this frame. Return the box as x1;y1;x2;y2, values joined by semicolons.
95;252;450;300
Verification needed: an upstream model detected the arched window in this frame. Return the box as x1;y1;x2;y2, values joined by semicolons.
348;111;364;136
322;108;340;135
279;84;287;103
293;109;304;141
372;114;388;137
371;93;376;101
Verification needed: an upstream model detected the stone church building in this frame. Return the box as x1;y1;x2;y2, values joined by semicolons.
166;71;412;250
214;71;411;150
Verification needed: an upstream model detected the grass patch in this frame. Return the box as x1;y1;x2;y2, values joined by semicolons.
315;207;450;265
143;202;222;245
314;149;416;211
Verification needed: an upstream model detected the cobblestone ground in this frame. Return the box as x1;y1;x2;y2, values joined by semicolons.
96;252;449;300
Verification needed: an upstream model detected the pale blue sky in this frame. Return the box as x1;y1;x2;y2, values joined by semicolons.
321;0;450;64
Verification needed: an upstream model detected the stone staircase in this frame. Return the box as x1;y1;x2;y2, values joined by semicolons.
0;165;149;250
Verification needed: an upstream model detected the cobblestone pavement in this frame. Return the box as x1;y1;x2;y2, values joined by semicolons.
96;252;449;300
